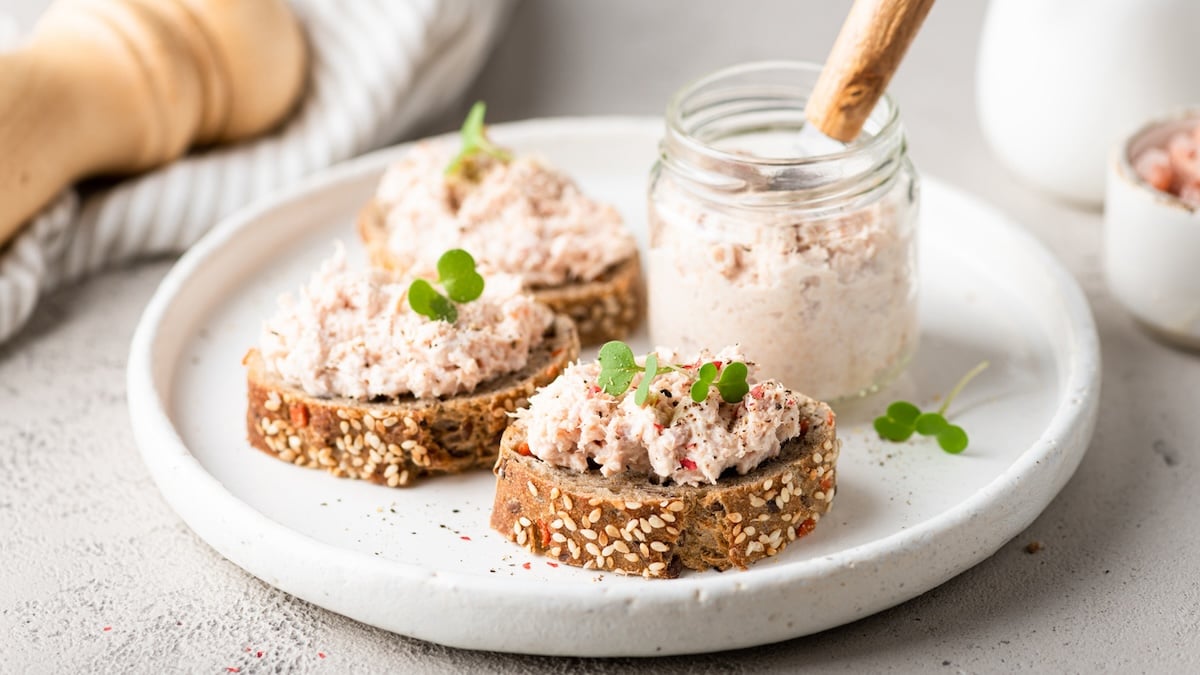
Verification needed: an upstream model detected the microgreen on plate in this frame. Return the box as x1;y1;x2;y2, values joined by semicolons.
874;361;989;454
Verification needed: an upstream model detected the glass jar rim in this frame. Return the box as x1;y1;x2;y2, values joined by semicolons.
667;60;902;168
662;60;902;205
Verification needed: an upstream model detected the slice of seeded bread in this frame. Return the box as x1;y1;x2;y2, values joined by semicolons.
490;398;839;578
245;315;579;487
357;200;642;345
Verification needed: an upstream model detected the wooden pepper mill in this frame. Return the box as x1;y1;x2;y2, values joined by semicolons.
0;0;308;246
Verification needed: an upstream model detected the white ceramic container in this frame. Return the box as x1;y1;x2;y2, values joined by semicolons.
1105;109;1200;348
977;0;1200;205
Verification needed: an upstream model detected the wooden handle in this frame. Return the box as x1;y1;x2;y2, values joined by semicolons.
0;0;307;246
806;0;935;142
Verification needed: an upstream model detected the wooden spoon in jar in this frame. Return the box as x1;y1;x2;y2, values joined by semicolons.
806;0;936;142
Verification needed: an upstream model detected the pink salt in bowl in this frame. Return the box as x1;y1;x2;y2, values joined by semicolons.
1105;107;1200;350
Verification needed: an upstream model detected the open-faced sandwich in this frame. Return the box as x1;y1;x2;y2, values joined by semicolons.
358;103;642;345
490;341;838;578
246;245;579;487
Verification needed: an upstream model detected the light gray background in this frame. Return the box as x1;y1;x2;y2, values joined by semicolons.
3;1;1198;673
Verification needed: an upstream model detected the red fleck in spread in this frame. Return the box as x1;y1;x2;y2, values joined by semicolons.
518;346;803;486
375;141;637;287
260;245;552;400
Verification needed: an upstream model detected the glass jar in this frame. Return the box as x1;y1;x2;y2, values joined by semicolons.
647;61;919;402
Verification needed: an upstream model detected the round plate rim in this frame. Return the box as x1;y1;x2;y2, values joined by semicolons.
127;116;1100;655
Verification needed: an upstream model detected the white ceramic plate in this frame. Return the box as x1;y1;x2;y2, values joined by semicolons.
128;117;1100;657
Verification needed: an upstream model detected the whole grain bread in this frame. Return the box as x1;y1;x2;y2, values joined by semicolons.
357;199;642;345
489;398;839;578
245;315;579;487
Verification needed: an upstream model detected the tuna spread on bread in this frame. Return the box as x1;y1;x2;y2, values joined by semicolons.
516;346;803;486
259;244;553;400
374;141;637;288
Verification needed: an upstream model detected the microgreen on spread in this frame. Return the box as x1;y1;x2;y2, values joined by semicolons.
634;353;659;406
874;361;989;454
597;341;639;396
597;341;750;406
407;249;485;322
445;101;511;176
715;361;749;403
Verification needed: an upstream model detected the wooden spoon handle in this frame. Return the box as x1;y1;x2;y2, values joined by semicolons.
0;0;307;246
806;0;935;142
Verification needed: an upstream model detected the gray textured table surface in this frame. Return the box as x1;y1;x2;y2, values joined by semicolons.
3;1;1199;672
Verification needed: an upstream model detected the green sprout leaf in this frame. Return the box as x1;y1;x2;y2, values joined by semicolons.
937;425;969;454
914;412;948;436
634;353;659;406
716;361;749;403
874;361;989;455
436;248;485;303
408;248;485;322
445;101;512;176
690;362;718;403
874;415;915;442
597;341;639;396
886;401;921;426
407;279;457;323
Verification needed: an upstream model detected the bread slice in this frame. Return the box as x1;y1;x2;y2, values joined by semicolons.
489;397;839;578
245;315;579;487
357;200;642;345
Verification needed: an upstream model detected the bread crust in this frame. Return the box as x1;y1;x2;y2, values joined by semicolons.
489;398;839;578
357;199;643;345
245;315;579;487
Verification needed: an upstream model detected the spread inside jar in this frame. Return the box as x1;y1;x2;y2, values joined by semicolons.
647;178;917;402
374;140;637;288
259;244;553;400
516;346;804;486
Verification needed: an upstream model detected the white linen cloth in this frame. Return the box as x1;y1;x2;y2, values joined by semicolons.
0;0;511;344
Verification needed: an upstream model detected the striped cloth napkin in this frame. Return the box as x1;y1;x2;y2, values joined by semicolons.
0;0;511;344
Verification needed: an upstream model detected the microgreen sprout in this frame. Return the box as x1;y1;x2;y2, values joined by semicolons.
689;362;718;402
715;361;749;403
597;341;750;406
407;248;485;322
445;101;511;177
634;354;659;406
874;361;989;454
597;341;638;396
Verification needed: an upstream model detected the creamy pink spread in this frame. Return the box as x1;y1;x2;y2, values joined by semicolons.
1133;124;1200;206
517;347;802;486
647;177;917;402
259;245;553;400
375;141;637;287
